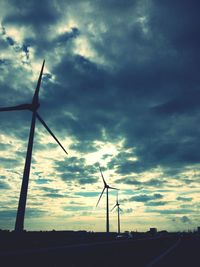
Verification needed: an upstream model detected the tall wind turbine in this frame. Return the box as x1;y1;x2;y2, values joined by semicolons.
96;166;118;233
111;192;122;234
0;60;68;232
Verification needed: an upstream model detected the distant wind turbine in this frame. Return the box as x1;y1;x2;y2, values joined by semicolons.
111;191;122;234
96;166;118;233
0;60;68;232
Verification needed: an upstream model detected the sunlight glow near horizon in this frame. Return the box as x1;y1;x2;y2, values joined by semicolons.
85;141;120;165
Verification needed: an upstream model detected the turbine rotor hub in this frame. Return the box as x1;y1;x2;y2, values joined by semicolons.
29;102;40;111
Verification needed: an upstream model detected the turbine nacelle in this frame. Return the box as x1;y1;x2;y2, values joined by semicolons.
30;102;40;111
111;192;122;234
111;192;122;212
96;168;118;207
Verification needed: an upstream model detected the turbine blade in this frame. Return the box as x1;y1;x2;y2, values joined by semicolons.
119;207;123;212
111;204;117;212
109;186;118;190
0;104;31;112
96;187;105;207
99;166;107;185
32;60;45;104
36;113;68;155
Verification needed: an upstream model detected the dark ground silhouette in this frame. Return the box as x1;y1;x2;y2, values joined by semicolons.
0;230;199;267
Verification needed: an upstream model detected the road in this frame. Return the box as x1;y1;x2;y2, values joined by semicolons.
150;235;200;267
0;235;199;266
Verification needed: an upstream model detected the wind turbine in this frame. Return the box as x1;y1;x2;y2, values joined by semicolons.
111;192;122;234
96;166;118;233
0;60;68;232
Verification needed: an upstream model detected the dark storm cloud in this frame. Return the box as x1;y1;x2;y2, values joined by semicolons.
45;54;121;143
1;26;31;62
2;0;60;31
6;36;14;46
150;0;200;53
54;157;98;185
55;28;79;44
0;94;36;141
110;0;200;174
0;0;200;190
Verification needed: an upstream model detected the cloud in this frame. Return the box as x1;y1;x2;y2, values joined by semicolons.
40;187;60;194
176;196;193;202
35;178;51;185
116;177;165;189
43;193;65;199
63;206;90;212
54;157;98;185
147;209;194;215
145;201;168;207
116;178;142;186
0;209;16;219
0;143;12;151
0;180;10;189
2;0;61;34
0;207;46;220
35;187;66;198
129;193;163;203
75;192;99;197
0;157;22;168
25;208;47;218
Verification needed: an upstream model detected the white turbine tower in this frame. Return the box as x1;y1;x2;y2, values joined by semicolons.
0;60;68;232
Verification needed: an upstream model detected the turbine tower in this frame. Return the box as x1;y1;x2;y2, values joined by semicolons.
111;192;122;234
96;166;118;233
0;60;68;232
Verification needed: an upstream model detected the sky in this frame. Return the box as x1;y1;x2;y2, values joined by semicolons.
0;0;200;232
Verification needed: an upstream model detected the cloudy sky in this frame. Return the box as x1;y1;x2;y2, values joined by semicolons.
0;0;200;232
